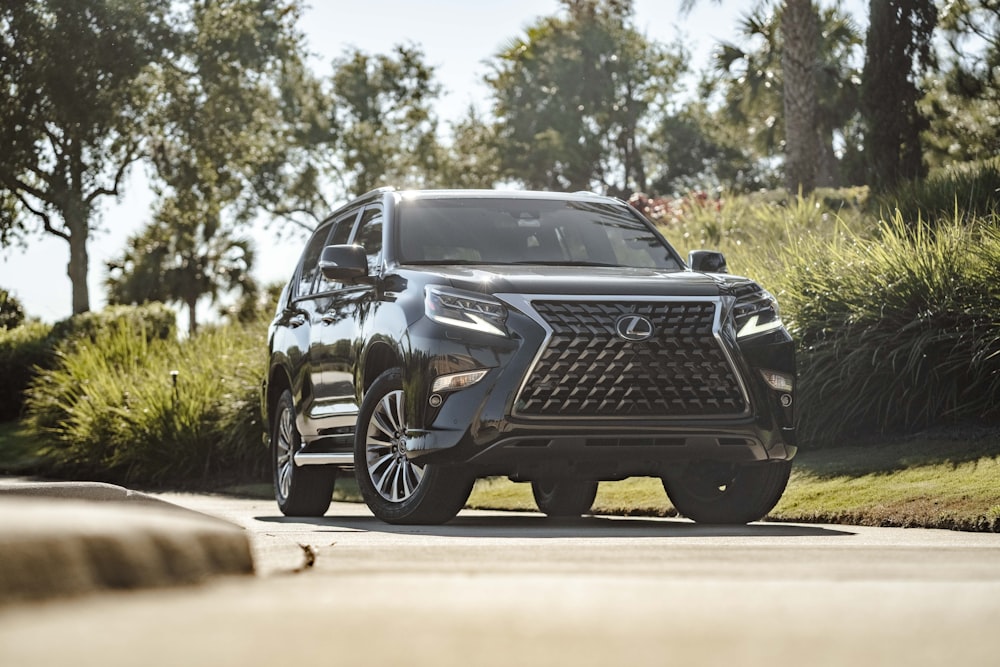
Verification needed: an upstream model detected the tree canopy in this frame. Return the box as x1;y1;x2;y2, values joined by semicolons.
0;0;173;314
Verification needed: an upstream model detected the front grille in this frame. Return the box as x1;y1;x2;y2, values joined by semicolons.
514;299;747;418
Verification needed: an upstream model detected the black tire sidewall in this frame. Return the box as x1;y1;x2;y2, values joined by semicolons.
663;461;791;524
272;389;336;516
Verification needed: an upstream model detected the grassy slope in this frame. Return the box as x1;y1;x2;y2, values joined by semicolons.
4;421;998;532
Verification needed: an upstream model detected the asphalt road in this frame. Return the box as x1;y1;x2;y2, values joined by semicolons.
3;494;999;667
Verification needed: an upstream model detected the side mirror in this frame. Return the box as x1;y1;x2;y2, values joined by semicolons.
688;250;728;274
319;244;369;282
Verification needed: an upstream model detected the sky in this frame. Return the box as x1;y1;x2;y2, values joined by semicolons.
1;0;868;324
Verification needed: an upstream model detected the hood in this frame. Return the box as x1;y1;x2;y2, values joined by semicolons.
404;264;734;297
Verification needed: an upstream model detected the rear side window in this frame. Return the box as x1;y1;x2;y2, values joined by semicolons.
293;208;361;298
352;206;384;276
293;223;334;299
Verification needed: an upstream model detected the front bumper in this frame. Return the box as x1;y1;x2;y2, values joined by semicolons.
398;294;797;479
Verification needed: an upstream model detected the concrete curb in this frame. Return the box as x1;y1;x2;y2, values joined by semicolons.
0;479;255;605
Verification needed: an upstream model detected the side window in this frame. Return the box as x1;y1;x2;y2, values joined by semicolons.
313;212;356;294
293;222;334;299
353;206;384;276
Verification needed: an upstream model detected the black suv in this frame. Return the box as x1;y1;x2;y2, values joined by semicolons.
263;188;796;525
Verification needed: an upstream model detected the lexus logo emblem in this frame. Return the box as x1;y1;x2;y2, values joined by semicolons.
614;314;654;341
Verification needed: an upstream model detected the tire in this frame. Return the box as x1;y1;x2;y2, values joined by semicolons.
272;389;337;516
354;369;474;525
662;460;792;525
531;478;599;517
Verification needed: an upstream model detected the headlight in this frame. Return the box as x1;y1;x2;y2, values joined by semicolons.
424;286;508;337
733;284;784;339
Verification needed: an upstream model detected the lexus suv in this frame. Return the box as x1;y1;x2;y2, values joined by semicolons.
262;188;797;525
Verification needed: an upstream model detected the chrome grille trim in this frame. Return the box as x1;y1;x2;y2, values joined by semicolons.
497;294;751;420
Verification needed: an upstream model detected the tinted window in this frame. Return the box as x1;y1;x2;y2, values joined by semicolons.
294;222;334;298
396;198;681;269
313;213;356;294
353;206;383;276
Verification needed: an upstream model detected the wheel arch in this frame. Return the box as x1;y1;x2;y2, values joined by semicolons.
361;340;402;395
266;364;294;439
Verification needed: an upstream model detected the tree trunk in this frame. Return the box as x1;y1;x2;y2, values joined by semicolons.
64;199;91;315
187;298;198;336
781;0;820;195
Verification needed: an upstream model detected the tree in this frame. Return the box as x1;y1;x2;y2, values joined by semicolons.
924;0;1000;166
712;2;863;188
330;44;444;196
0;0;172;314
781;0;820;194
486;0;684;196
436;107;504;189
106;210;256;336
0;288;25;330
103;0;308;334
860;0;937;191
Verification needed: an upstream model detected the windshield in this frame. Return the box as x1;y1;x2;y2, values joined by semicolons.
396;197;682;270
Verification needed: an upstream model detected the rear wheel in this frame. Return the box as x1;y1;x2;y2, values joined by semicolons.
354;369;473;525
662;460;791;524
531;478;599;517
272;389;337;516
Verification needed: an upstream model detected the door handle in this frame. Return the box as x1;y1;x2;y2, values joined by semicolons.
321;314;338;325
287;314;307;328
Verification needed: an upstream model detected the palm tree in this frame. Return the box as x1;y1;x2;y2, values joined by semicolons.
106;203;257;336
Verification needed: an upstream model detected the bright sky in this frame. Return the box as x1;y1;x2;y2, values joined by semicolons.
1;0;868;324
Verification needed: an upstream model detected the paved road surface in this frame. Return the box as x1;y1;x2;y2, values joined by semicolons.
2;494;999;666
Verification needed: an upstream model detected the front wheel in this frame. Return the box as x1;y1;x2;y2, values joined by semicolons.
531;478;599;517
662;460;791;525
272;389;337;516
354;369;473;525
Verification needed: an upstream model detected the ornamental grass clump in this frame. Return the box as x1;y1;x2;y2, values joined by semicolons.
26;320;266;486
776;210;1000;446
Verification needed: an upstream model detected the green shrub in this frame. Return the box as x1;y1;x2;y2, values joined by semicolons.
775;211;1000;445
0;321;54;421
26;320;267;487
0;303;177;424
49;302;176;346
659;189;872;286
872;159;1000;225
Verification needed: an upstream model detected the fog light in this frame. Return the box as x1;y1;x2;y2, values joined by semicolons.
780;394;793;408
428;394;443;408
760;369;794;392
431;369;489;393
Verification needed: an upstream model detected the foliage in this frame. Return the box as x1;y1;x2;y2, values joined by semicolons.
1;0;311;315
0;288;25;329
330;44;444;195
0;0;174;313
860;0;937;191
0;321;54;422
25;320;267;486
871;158;1000;224
930;0;1000;164
0;302;175;423
486;0;685;196
710;2;863;189
48;302;177;346
647;97;779;194
774;211;1000;445
105;213;257;335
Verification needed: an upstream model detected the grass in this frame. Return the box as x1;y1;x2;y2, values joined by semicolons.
467;428;1000;532
4;420;997;532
